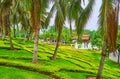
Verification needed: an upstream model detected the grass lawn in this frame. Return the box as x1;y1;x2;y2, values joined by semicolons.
0;66;52;79
0;38;120;79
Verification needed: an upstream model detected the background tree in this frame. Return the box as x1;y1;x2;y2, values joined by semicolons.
90;31;102;49
40;26;71;44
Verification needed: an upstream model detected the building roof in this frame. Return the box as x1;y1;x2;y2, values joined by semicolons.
82;34;90;41
72;35;78;40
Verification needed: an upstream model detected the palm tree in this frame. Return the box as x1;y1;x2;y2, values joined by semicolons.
46;0;94;60
18;0;50;63
0;12;5;40
117;31;120;64
31;0;49;63
67;0;83;35
0;0;14;49
96;0;119;79
76;0;95;37
11;0;16;38
30;0;40;64
117;43;120;64
68;0;95;43
0;14;1;36
46;0;69;60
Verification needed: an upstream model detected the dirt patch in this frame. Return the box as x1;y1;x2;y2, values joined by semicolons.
87;77;105;79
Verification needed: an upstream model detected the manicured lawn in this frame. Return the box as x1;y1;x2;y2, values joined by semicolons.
0;38;120;79
0;66;52;79
0;49;32;58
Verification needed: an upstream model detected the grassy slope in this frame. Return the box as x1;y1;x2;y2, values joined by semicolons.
0;38;120;79
0;66;51;79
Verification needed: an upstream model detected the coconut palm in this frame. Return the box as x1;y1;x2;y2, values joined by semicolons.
30;0;40;64
76;0;95;36
31;0;49;63
97;0;119;79
0;0;14;49
67;0;83;35
67;0;95;41
0;11;5;40
46;0;94;60
45;0;69;60
18;0;50;63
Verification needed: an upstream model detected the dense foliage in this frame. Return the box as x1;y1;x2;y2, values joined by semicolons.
40;26;72;44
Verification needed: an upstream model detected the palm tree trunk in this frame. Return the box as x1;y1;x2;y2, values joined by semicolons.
51;29;62;60
0;15;2;36
8;25;14;50
16;24;21;37
13;25;16;38
1;13;5;40
32;0;40;64
23;31;27;42
1;27;5;40
118;51;120;65
6;14;14;50
32;29;39;64
96;40;107;79
69;20;72;35
96;54;106;79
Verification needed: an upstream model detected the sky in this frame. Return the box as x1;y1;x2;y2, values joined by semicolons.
83;0;102;30
48;0;102;31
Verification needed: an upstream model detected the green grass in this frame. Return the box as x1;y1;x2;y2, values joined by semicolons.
0;49;32;59
0;37;120;79
0;66;52;79
55;71;90;79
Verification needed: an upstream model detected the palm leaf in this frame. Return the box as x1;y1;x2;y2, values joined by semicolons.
77;0;95;36
98;0;119;52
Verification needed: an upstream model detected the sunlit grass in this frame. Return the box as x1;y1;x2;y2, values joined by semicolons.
0;38;120;79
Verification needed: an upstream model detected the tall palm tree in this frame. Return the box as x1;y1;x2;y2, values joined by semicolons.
31;0;49;63
46;0;94;60
97;0;119;79
19;0;50;63
11;0;16;38
16;0;31;40
0;11;5;40
0;0;14;49
51;0;69;60
67;0;83;35
76;0;95;36
46;0;69;60
0;14;1;36
67;0;95;42
30;0;40;64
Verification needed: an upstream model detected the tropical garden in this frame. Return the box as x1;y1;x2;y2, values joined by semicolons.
0;0;120;79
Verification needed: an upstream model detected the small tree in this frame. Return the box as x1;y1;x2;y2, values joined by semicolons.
90;31;102;50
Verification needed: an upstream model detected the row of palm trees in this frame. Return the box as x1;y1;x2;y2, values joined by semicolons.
0;0;120;79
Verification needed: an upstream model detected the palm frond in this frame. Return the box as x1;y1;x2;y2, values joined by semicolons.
44;3;56;29
77;0;95;36
98;0;119;52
